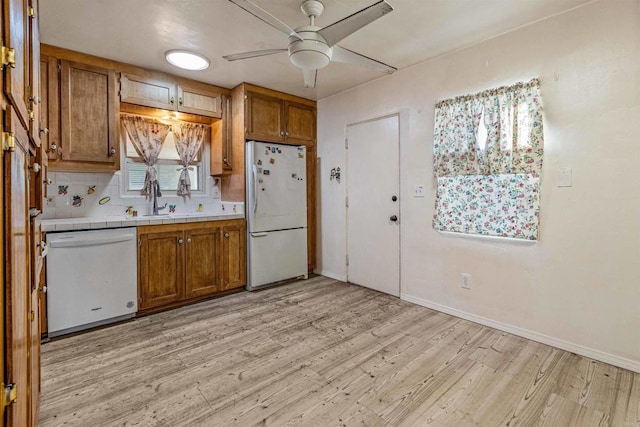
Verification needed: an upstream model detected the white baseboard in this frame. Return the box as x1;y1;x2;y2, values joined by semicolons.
315;270;347;282
401;293;640;374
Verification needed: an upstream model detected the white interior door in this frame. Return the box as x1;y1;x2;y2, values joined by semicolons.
347;114;400;296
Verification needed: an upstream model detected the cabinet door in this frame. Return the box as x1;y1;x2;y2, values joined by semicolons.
210;95;232;176
4;108;31;427
177;84;221;118
40;55;60;162
120;73;176;110
4;0;31;129
28;283;40;426
245;91;284;143
306;145;316;271
139;230;184;310
284;101;315;144
28;0;41;149
222;223;246;290
185;226;222;298
60;60;117;165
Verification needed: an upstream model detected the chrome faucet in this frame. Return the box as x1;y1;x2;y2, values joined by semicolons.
152;181;167;216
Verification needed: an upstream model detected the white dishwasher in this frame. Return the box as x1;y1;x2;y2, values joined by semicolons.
46;227;138;337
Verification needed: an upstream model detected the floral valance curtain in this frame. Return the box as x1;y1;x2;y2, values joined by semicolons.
432;79;544;240
434;78;543;177
172;122;207;196
120;115;171;195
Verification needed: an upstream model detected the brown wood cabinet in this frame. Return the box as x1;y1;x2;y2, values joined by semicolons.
210;94;232;175
40;55;119;172
137;219;246;313
245;91;315;145
221;222;246;290
2;0;43;424
120;73;222;118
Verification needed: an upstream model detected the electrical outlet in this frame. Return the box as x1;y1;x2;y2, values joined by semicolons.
461;273;472;290
413;184;425;198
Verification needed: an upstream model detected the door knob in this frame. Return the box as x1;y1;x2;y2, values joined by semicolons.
390;215;398;222
392;195;398;202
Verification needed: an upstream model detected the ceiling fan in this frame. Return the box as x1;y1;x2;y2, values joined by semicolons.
224;0;397;88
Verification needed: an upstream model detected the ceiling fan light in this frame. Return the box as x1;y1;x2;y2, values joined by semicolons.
165;50;210;71
290;50;330;70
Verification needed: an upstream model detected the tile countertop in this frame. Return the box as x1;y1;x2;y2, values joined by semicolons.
42;213;245;232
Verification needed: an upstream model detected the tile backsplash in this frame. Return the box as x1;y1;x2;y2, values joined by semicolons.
43;171;242;219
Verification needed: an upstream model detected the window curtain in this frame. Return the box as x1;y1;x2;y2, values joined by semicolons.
173;122;206;196
120;115;172;195
432;78;543;240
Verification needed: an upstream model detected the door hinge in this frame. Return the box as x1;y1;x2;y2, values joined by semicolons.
345;197;349;208
3;132;16;152
138;239;141;246
346;254;349;266
29;311;35;321
0;46;16;69
28;109;35;122
2;383;17;408
345;138;348;149
27;6;36;18
57;62;61;72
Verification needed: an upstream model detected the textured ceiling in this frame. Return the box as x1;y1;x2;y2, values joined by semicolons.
39;0;593;100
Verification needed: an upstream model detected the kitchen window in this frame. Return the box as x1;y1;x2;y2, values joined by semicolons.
122;131;205;194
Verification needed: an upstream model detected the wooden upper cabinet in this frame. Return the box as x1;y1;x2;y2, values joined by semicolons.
185;226;222;298
245;91;285;142
211;94;232;175
284;101;315;144
120;74;222;118
4;0;31;129
39;55;60;162
178;84;222;118
222;222;246;291
59;61;118;166
245;91;316;145
120;73;176;110
138;230;185;310
28;0;41;149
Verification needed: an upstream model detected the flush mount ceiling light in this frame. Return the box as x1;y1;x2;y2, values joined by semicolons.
165;50;210;71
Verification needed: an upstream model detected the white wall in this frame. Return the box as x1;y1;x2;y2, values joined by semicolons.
317;0;640;371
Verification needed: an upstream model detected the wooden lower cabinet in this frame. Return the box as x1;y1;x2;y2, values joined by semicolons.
221;223;246;291
137;219;245;313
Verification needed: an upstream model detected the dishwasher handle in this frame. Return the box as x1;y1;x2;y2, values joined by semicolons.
48;234;136;248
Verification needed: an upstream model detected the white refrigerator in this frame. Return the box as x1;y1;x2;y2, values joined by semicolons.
246;141;308;290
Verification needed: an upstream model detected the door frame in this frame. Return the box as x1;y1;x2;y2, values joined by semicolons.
345;112;403;295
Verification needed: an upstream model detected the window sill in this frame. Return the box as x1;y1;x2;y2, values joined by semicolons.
437;230;537;244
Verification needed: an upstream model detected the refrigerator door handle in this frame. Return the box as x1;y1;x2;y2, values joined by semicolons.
252;164;259;213
251;232;269;237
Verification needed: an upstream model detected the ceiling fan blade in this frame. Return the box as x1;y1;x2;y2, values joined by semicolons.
223;48;287;62
332;45;397;75
228;0;303;41
303;69;317;88
318;0;393;47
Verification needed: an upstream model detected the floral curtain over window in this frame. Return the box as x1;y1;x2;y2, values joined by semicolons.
173;122;207;196
121;115;172;195
432;78;543;240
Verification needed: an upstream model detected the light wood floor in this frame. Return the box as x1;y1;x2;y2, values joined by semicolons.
40;276;640;426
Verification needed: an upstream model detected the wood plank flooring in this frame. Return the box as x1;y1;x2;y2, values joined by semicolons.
39;276;640;426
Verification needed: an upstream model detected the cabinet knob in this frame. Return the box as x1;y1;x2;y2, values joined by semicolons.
50;143;57;151
224;232;229;238
40;286;47;294
40;127;49;135
30;163;41;173
30;96;41;105
179;97;183;106
280;131;285;136
109;147;116;156
178;238;183;244
170;96;175;105
285;131;289;136
187;238;191;243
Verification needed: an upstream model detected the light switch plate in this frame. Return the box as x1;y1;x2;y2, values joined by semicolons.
413;184;426;198
557;167;572;187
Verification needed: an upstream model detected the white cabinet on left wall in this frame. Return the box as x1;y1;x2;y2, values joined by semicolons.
120;73;222;118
